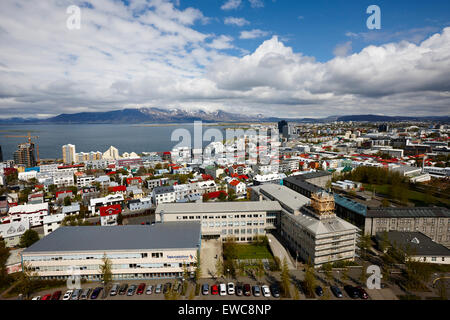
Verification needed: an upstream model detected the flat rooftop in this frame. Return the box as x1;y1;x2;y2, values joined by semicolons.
22;222;201;254
156;201;282;214
367;207;450;218
253;184;310;211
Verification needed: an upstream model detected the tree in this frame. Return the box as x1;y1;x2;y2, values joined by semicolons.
99;253;112;288
117;212;123;225
304;264;316;296
218;191;227;201
16;262;37;299
63;196;71;206
227;189;236;201
358;234;372;259
194;250;201;283
280;257;291;298
19;229;40;248
256;260;265;284
0;237;11;286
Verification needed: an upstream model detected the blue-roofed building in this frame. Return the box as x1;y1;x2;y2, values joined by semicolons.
334;194;368;229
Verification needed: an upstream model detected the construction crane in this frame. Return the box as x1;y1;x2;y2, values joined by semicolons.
3;132;40;165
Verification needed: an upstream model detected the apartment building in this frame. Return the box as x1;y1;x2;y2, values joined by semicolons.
4;203;49;227
77;175;96;188
89;194;124;215
21;222;201;281
43;214;65;236
62;144;76;164
155;201;282;242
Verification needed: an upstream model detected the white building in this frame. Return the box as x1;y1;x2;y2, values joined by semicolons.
5;203;49;227
77;175;96;188
62;144;76;164
18;171;38;182
89;194;124;215
0;220;30;247
155;201;282;242
43;214;65;236
21;223;201;280
103;146;120;160
52;171;75;188
227;179;246;195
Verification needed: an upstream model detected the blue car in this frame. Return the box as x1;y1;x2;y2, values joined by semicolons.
330;286;343;298
90;287;103;299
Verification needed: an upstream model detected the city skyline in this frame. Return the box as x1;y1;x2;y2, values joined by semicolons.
0;0;449;119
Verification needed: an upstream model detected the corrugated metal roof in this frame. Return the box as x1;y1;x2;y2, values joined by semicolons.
22;222;201;254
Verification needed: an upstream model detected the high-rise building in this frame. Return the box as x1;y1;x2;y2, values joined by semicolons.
14;143;36;167
62;144;76;164
0;145;3;162
103;146;119;160
278;120;287;135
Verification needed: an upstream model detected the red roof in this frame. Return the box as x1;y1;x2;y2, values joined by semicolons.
126;177;142;185
58;164;84;169
56;190;73;198
206;190;228;199
106;171;117;175
108;186;126;193
99;204;121;217
229;179;241;186
201;174;214;181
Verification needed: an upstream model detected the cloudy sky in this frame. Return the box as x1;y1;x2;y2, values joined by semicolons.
0;0;449;119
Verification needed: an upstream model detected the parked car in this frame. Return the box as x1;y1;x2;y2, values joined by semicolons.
127;285;137;296
110;284;120;296
137;283;146;295
243;284;251;296
252;285;261;297
315;286;324;297
90;287;103;299
163;283;172;294
356;286;369;299
202;284;209;295
41;294;52;300
146;285;153;295
211;284;219;295
219;283;227;296
270;284;280;298
344;285;359;299
235;283;243;296
51;291;62;300
71;289;82;300
262;285;271;297
62;290;73;300
330;286;343;298
119;283;128;295
227;282;235;295
155;284;162;294
80;288;91;300
32;296;41;300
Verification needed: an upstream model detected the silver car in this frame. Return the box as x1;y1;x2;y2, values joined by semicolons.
80;288;91;300
71;289;82;300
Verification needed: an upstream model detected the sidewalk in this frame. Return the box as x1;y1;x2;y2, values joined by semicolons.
267;234;296;270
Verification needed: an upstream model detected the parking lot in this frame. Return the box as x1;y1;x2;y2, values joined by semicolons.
27;273;382;301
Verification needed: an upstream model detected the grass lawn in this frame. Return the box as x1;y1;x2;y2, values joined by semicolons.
233;244;274;260
363;184;450;208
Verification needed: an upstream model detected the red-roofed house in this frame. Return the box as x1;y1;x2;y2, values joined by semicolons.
56;190;73;201
108;185;126;194
126;177;143;186
227;179;246;195
99;204;121;226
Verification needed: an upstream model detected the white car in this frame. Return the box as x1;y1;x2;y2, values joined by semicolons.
227;282;235;295
262;285;271;297
62;290;73;300
146;285;153;295
32;296;41;300
219;283;227;296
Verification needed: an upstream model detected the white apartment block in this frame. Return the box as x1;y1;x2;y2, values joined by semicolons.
155;201;282;242
77;175;96;188
0;220;30;247
4;203;49;227
89;194;124;215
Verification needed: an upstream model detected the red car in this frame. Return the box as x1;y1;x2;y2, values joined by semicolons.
51;291;62;300
211;285;219;295
41;294;52;300
136;283;146;295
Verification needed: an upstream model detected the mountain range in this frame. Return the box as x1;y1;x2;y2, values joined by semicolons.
0;108;448;124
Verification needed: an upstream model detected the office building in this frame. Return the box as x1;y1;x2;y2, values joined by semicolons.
21;222;201;280
155;201;282;242
14;143;36;167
